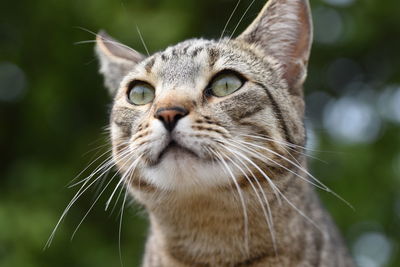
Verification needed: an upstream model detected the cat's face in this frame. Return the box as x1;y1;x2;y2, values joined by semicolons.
96;0;312;193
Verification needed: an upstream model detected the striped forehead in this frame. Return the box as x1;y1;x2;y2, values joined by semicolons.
146;40;222;86
158;46;206;84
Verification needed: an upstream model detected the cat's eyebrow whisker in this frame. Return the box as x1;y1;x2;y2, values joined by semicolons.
75;26;101;37
208;148;250;256
136;25;150;56
222;148;278;254
235;139;354;210
75;26;140;57
229;0;256;40
219;0;242;41
74;39;140;59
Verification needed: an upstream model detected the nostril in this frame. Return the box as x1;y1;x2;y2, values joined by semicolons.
174;114;183;121
155;106;189;131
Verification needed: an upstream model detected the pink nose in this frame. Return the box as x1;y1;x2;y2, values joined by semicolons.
155;106;189;131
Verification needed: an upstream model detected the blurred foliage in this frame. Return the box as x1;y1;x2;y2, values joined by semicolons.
1;0;400;266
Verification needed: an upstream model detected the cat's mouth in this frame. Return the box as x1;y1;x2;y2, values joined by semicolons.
151;140;199;166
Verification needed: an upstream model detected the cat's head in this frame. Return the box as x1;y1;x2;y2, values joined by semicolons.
96;0;312;193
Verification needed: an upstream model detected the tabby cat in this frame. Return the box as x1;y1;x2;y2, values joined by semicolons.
95;0;355;266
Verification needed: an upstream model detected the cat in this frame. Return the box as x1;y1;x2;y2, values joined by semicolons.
95;0;355;266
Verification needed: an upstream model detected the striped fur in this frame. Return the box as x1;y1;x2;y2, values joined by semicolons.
95;0;354;266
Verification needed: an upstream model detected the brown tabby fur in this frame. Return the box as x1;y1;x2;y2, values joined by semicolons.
95;0;355;266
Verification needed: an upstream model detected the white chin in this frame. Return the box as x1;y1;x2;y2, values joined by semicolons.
141;150;233;192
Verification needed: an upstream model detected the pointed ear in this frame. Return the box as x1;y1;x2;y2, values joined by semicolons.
237;0;313;95
95;30;145;96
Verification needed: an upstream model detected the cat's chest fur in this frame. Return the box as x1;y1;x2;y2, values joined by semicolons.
136;163;351;267
95;0;355;266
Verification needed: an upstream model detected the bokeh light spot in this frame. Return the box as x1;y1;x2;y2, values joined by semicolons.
378;86;400;124
323;96;381;144
323;0;355;7
0;62;27;102
353;232;393;267
313;7;343;44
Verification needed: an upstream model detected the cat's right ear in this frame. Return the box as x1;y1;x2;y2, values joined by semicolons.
95;30;145;96
237;0;312;95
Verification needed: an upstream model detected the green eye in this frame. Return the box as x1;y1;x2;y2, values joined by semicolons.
127;82;155;105
209;72;243;97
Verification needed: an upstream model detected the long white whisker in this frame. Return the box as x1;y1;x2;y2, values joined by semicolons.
45;145;133;248
118;184;129;267
91;169;111;200
117;153;142;267
70;170;117;240
67;148;113;188
231;139;328;191
82;140;110;157
218;141;323;232
240;133;329;163
209;148;250;256
109;178;127;216
222;148;277;254
105;155;143;210
240;134;320;152
70;152;141;240
236;139;353;210
216;141;281;203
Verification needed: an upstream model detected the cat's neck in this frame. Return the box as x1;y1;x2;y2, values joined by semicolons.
136;170;323;266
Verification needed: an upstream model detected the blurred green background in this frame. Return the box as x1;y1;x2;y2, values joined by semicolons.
1;0;399;266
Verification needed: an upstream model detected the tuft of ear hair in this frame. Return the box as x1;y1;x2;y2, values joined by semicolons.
237;0;313;95
95;30;145;96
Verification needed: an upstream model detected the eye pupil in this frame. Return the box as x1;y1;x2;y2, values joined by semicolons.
208;72;244;97
127;82;155;105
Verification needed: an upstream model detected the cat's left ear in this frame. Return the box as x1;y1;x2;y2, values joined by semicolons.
237;0;312;95
95;30;145;96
